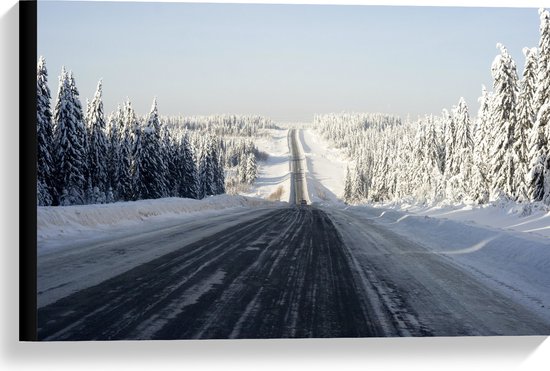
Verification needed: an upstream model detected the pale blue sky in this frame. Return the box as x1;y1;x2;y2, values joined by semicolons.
37;1;540;122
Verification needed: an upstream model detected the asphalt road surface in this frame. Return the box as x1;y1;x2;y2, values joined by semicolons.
38;207;383;340
288;128;309;205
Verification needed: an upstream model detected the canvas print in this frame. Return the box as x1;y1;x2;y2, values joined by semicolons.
32;1;550;340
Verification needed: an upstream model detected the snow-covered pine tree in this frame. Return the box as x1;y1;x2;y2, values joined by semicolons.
489;43;519;200
215;151;226;194
244;152;257;184
532;8;550;204
85;80;108;203
105;107;122;201
130;103;143;200
119;100;136;201
515;48;539;201
449;98;474;202
138;98;167;199
177;133;199;199
161;125;178;196
69;71;89;197
411;120;428;201
535;8;550;113
53;68;87;205
350;163;364;203
37;56;55;206
424;115;444;202
442;108;456;178
237;149;248;184
343;166;352;203
197;138;213;199
527;102;550;202
471;86;492;203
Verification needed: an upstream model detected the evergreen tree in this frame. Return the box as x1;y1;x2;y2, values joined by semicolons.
532;8;550;204
69;71;89;193
472;86;492;203
138;98;166;199
105;107;122;200
130;104;143;200
210;138;225;194
450;98;474;201
86;80;108;202
535;8;550;113
244;152;257;184
343;166;352;203
162;125;178;196
177;134;199;199
515;48;539;201
442;109;456;177
489;43;519;199
119;100;136;201
37;56;55;206
350;163;364;203
527;103;550;201
197;139;212;199
53;68;87;205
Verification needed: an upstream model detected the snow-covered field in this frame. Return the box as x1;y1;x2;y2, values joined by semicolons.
300;129;347;204
239;128;292;202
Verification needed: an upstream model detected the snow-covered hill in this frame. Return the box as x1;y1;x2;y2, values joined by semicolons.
238;128;292;202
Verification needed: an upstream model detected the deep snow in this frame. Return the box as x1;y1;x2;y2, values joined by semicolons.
372;200;550;239
239;128;292;202
38;194;281;251
300;128;347;204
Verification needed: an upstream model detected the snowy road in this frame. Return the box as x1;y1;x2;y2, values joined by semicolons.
37;207;383;340
288;128;310;205
37;204;550;340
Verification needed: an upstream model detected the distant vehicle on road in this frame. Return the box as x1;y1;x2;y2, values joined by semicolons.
300;200;308;206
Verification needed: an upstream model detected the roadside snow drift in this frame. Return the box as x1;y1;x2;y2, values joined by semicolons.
38;195;279;244
373;200;550;240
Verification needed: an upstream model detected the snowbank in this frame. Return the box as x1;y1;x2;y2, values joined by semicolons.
38;195;280;243
371;200;550;239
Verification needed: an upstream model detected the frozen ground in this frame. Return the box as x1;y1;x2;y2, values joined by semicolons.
239;128;292;202
300;129;348;204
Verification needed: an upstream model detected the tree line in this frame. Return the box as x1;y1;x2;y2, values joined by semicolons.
37;61;230;206
318;9;550;208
